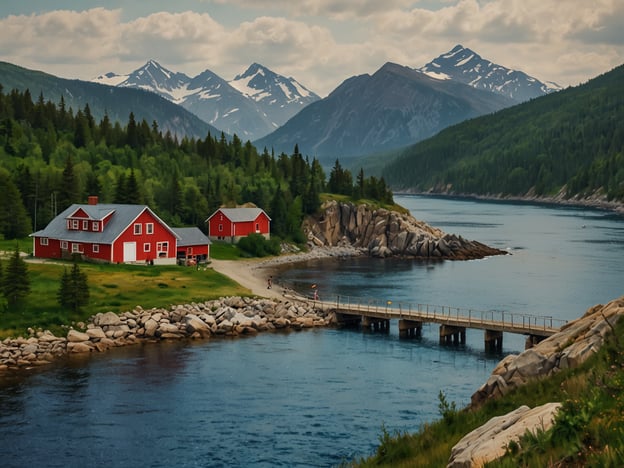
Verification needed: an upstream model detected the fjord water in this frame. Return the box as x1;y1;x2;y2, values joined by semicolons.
1;195;623;467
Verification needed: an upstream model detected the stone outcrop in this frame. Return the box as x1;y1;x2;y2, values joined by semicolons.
471;296;624;406
302;200;505;259
447;402;561;468
0;296;332;372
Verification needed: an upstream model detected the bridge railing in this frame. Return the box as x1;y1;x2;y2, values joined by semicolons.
319;294;567;333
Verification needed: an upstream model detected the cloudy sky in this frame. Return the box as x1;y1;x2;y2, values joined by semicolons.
1;0;623;97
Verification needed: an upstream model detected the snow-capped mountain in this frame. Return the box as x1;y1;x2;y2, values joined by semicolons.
230;63;319;131
419;44;561;103
93;61;320;140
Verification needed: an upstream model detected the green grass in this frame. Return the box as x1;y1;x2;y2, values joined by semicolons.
209;241;243;260
0;237;32;256
0;259;250;339
347;319;624;467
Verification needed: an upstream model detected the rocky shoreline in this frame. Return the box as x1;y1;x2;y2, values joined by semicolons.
303;200;506;260
0;296;329;373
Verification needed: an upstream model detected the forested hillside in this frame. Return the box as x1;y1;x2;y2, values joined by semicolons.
0;61;218;140
0;85;392;242
382;64;624;201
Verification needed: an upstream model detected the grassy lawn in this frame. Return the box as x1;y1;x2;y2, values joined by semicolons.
0;256;250;339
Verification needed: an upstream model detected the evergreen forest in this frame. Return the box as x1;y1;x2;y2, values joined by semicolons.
382;64;624;201
0;85;392;242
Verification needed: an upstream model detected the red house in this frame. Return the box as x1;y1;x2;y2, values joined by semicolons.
31;196;180;264
206;207;271;243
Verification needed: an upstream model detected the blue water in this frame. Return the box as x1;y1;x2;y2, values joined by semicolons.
1;195;623;467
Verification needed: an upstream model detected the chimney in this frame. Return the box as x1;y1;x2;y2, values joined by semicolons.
88;196;99;205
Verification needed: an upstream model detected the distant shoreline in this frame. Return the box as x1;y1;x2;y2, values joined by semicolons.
395;191;624;214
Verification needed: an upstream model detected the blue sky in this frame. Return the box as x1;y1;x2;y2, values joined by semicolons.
1;1;623;96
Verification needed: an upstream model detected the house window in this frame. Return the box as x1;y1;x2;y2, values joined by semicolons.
61;241;68;250
71;219;79;229
187;247;193;254
144;243;151;252
146;223;154;234
40;238;49;246
157;241;168;257
72;243;83;253
93;244;99;253
83;220;89;230
92;221;99;231
255;222;260;232
134;223;142;235
218;223;223;232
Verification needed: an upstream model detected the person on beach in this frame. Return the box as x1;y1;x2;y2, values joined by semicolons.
267;276;272;289
312;284;318;300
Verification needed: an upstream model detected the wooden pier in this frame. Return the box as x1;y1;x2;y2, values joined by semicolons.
308;295;566;351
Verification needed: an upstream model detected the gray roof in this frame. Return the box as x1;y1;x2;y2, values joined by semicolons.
172;227;211;247
31;203;178;244
206;207;270;223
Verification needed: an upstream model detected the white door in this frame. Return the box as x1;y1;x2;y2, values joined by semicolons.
123;242;137;262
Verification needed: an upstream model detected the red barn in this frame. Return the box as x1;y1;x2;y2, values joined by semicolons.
206;207;271;243
31;196;179;264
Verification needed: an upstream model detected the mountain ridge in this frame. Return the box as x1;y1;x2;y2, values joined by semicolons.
93;60;320;140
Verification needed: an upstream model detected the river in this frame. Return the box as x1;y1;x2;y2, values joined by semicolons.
1;195;623;467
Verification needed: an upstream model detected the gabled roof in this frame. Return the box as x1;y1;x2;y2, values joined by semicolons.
67;205;115;220
173;227;211;247
206;207;271;223
31;203;179;244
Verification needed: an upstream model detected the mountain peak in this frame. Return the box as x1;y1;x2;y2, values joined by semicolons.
419;45;559;102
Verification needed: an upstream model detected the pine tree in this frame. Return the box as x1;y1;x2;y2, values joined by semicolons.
58;155;79;209
0;169;32;239
57;260;89;313
124;168;142;204
2;244;30;306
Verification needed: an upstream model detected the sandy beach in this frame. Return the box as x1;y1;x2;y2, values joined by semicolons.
209;246;366;299
209;258;285;299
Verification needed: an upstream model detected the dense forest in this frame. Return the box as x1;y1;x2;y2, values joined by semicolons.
0;85;392;242
382;64;624;201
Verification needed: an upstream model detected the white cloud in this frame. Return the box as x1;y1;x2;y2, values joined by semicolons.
0;1;622;96
211;0;415;20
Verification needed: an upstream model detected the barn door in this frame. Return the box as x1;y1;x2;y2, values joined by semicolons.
123;242;137;262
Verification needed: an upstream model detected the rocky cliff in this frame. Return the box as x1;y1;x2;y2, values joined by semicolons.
302;200;505;260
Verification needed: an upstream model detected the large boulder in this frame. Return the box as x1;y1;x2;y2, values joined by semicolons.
448;402;561;468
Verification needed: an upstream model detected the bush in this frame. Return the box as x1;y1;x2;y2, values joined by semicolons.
237;234;280;257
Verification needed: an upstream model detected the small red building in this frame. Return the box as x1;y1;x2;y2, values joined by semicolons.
31;196;180;264
206;207;271;243
173;227;211;265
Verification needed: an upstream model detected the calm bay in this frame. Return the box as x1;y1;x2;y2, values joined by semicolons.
1;195;623;467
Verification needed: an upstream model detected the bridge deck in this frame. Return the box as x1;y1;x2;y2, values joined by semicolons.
311;295;565;337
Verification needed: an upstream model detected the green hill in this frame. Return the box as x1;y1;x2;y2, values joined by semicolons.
382;64;624;202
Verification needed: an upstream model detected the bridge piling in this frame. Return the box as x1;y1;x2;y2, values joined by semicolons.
485;329;503;352
362;316;390;333
399;319;422;339
439;325;466;345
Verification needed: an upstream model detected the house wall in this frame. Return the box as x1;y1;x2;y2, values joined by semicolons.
33;237;112;262
111;210;177;264
208;212;234;239
208;210;271;242
176;244;210;265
